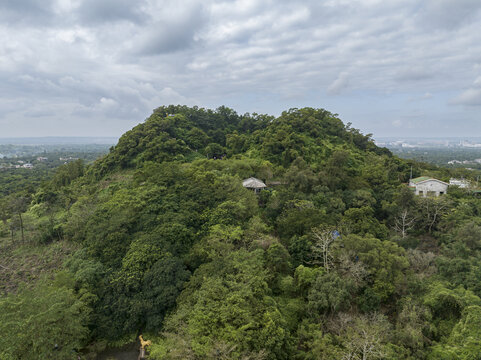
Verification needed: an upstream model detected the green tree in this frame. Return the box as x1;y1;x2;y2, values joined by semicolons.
8;195;29;243
340;234;409;301
428;305;481;360
153;249;293;359
142;255;191;331
308;272;352;315
0;275;92;360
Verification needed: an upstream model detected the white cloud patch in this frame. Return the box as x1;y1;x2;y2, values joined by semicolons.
98;97;118;109
392;119;402;127
452;76;481;106
158;87;185;102
327;72;349;95
452;89;481;106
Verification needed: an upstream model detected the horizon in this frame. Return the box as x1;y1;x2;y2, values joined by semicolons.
0;136;118;145
4;133;481;143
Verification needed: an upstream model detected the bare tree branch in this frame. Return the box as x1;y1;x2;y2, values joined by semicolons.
393;208;417;238
310;226;337;272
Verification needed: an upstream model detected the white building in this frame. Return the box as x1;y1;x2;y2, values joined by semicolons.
409;177;448;197
449;178;470;189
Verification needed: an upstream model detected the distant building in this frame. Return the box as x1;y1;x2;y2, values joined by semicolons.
37;156;48;162
409;176;448;197
59;156;79;162
23;163;34;169
449;178;470;188
242;177;266;193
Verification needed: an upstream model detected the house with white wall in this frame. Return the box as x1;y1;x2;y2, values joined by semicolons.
409;176;448;197
449;178;470;188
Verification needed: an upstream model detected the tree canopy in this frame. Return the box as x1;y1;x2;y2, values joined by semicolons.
2;105;481;359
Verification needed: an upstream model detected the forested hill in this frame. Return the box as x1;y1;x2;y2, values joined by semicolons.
92;105;392;176
1;106;481;359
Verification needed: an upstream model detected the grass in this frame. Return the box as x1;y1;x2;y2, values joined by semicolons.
0;235;78;294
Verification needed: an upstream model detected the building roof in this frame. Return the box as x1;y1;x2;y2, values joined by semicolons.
242;177;266;189
410;176;432;184
410;176;449;186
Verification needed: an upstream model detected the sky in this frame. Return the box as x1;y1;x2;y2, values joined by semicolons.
1;0;481;139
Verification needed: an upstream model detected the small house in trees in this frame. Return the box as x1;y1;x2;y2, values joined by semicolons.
242;177;266;193
409;176;448;197
449;178;470;188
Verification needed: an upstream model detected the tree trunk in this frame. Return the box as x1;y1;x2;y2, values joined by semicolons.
19;213;24;243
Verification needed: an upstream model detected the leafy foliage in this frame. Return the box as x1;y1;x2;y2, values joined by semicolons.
3;105;481;359
0;274;91;359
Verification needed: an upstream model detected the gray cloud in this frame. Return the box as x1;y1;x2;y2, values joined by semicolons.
395;67;436;82
0;0;55;25
420;0;481;30
77;0;149;24
1;0;481;137
132;3;207;56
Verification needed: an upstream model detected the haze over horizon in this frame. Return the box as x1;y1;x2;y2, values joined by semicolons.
1;0;480;138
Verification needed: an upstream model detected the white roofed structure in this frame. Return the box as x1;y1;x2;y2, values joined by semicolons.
242;177;266;192
449;178;470;189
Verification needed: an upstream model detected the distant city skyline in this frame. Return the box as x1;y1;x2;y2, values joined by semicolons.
1;0;481;138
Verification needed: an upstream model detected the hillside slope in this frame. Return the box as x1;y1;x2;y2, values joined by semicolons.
2;106;481;359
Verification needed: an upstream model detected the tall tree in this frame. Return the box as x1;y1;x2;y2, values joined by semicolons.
8;195;29;243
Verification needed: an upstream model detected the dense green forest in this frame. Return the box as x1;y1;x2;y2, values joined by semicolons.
0;144;111;196
2;106;481;359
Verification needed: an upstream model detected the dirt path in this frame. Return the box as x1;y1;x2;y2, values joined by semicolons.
97;342;139;360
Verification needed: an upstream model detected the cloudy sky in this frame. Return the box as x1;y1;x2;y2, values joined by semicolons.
1;0;481;139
